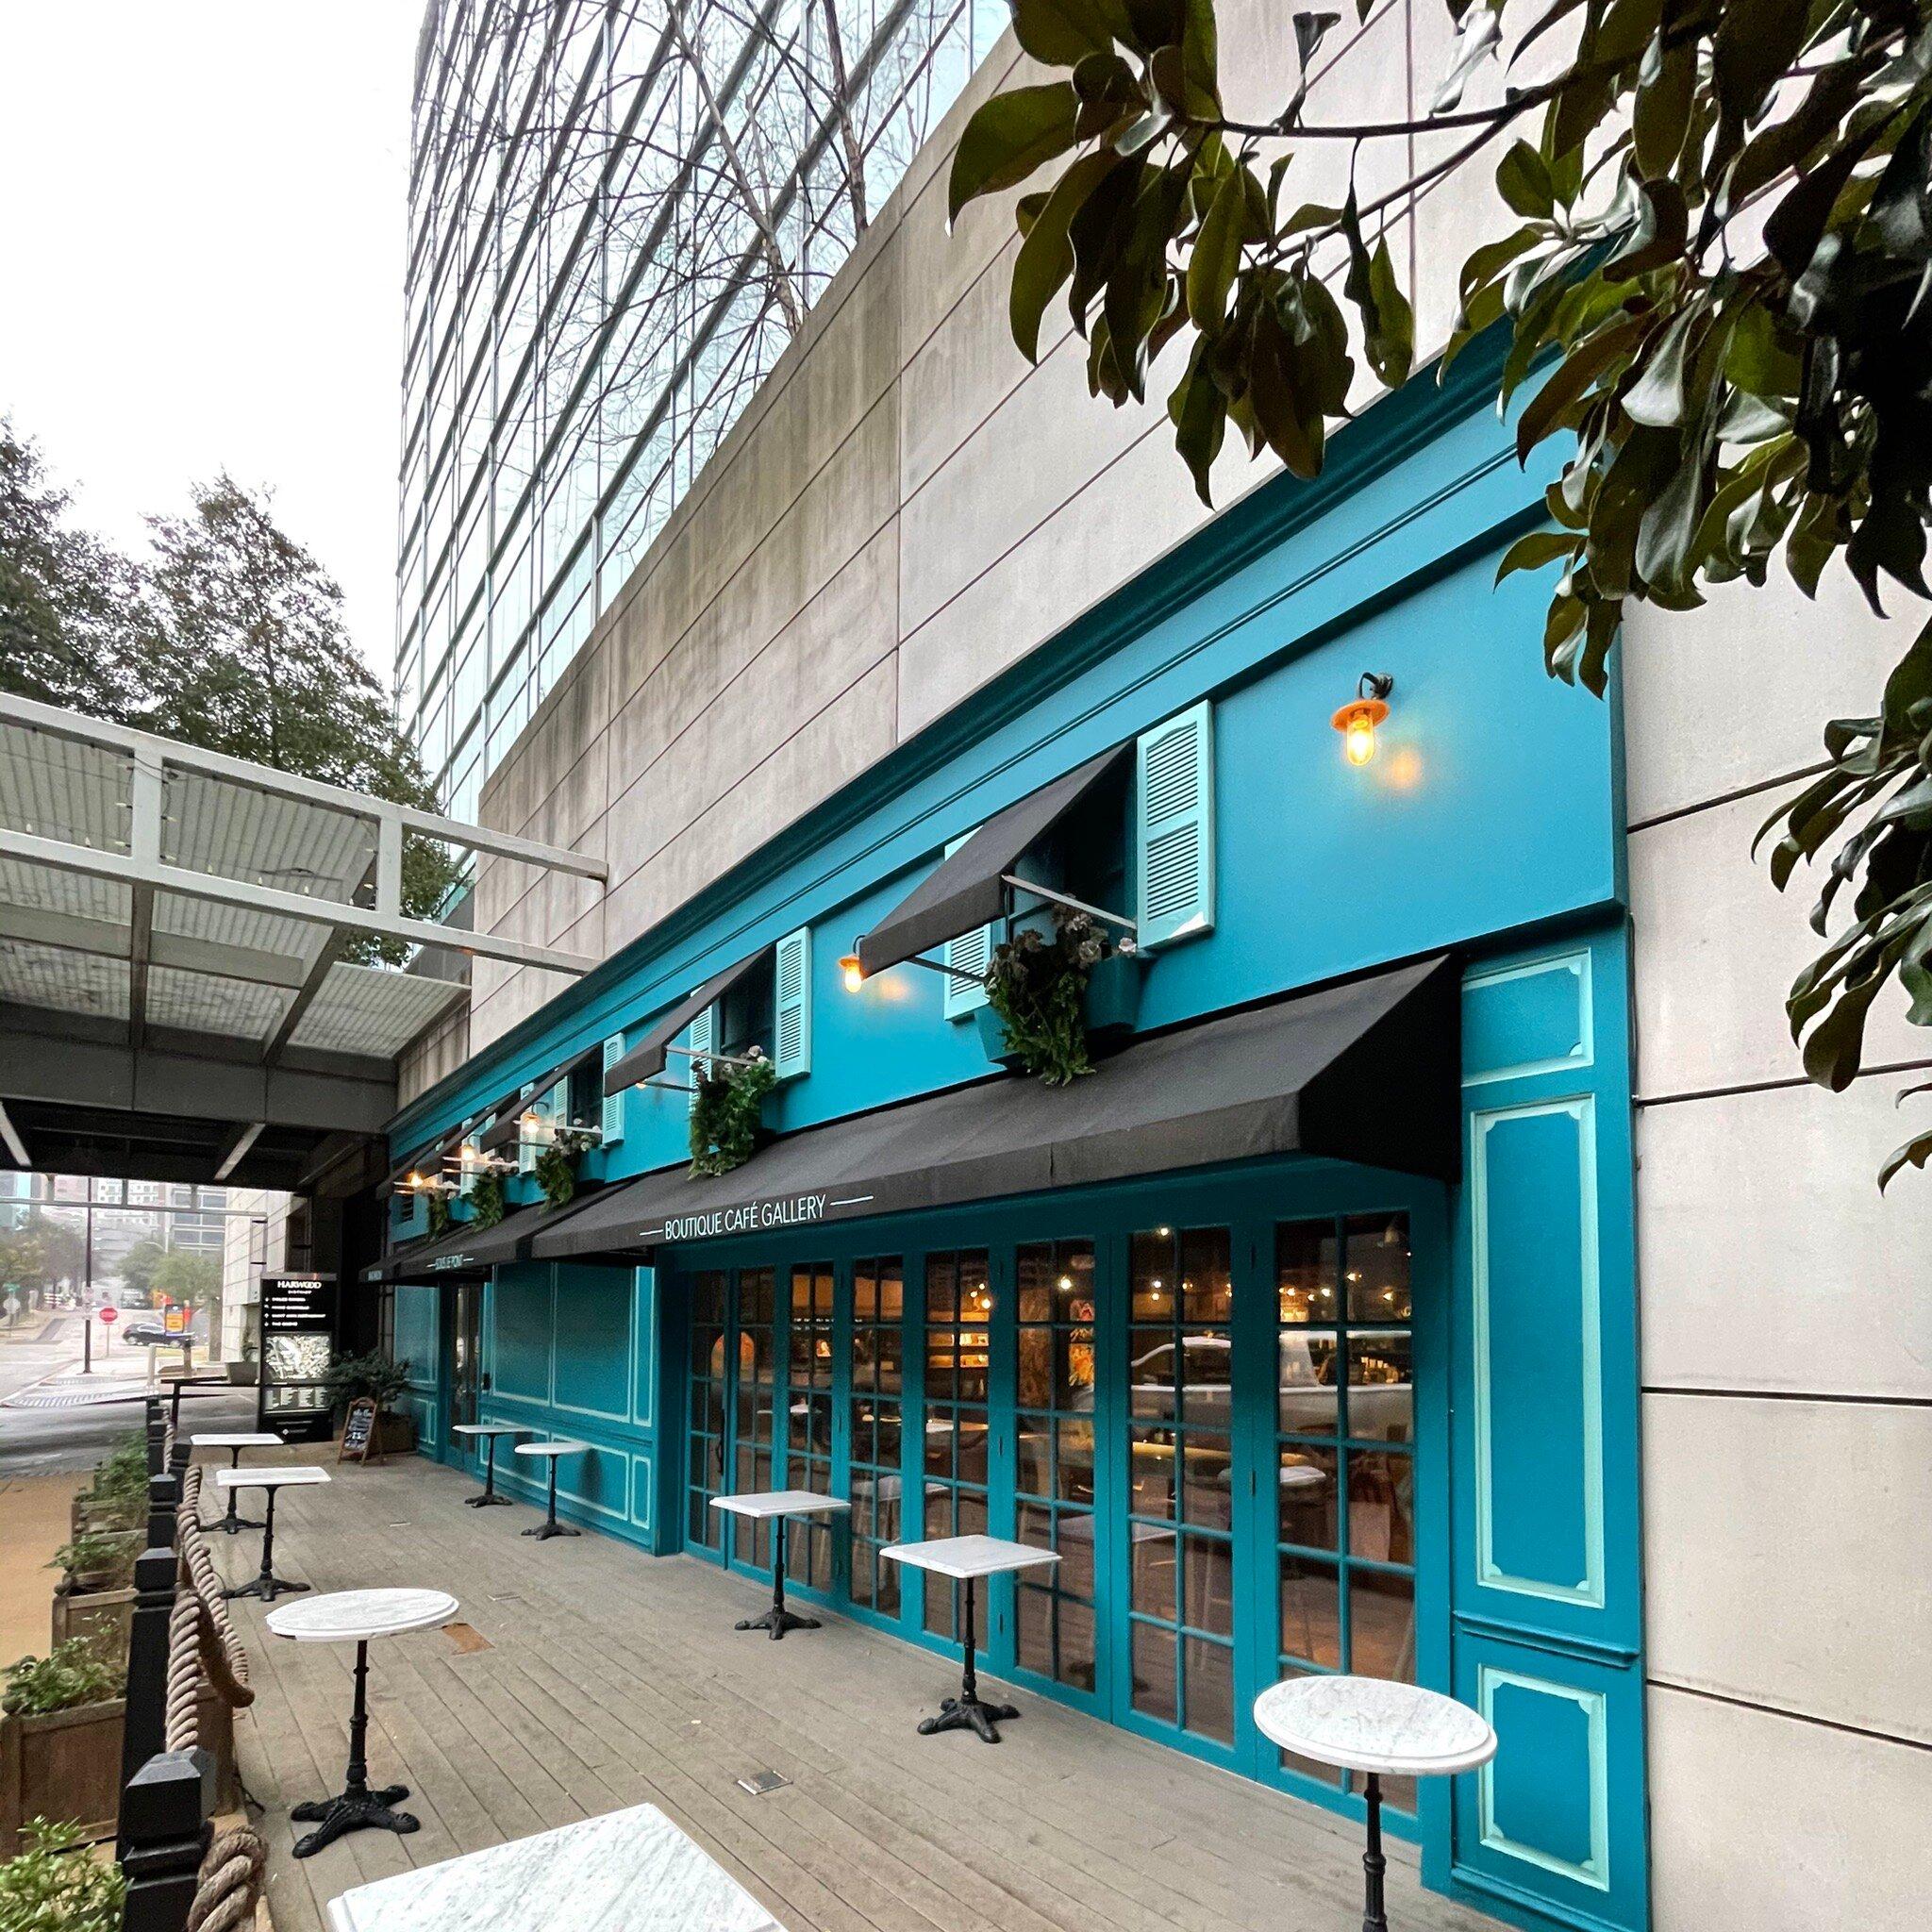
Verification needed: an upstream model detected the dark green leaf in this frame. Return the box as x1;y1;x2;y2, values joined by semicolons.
949;83;1083;224
1712;0;1809;134
1011;153;1124;361
1188;167;1247;328
1497;141;1555;219
1623;307;1701;428
1633;36;1695;180
1496;529;1582;583
1010;0;1122;66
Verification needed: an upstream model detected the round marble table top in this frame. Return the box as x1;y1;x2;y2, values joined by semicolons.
267;1588;458;1644
1252;1675;1496;1776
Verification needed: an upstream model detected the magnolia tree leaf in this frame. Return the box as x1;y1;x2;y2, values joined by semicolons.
949;83;1083;224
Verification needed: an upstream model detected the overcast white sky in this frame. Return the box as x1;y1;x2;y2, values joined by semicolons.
0;2;423;680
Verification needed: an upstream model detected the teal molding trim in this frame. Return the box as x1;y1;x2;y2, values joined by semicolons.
387;331;1594;1155
1477;1667;1611;1894
1453;1612;1640;1669
1462;951;1594;1087
628;1452;655;1533
1450;1863;1635;1932
549;1269;636;1424
1469;1096;1605;1609
630;1271;657;1429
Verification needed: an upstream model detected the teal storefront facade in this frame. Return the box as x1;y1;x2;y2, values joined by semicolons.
374;363;1648;1932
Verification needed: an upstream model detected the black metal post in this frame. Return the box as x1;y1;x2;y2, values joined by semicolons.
213;1448;262;1535
464;1430;510;1507
82;1313;92;1374
916;1574;1018;1742
224;1484;308;1603
1360;1771;1389;1932
118;1748;212;1932
117;1546;179;1836
961;1574;977;1704
731;1511;820;1638
289;1641;417;1857
521;1455;580;1541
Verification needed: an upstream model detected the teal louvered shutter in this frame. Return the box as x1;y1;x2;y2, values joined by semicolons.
1135;701;1216;949
942;834;993;1020
515;1081;540;1173
600;1035;625;1146
458;1120;478;1196
773;927;811;1080
687;1003;714;1118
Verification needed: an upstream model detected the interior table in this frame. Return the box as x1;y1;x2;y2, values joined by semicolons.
450;1422;526;1507
1253;1674;1496;1932
323;1800;780;1932
268;1587;458;1858
217;1466;329;1603
708;1490;852;1638
192;1432;282;1535
513;1440;590;1540
882;1534;1059;1742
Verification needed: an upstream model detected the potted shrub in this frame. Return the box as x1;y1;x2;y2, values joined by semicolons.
689;1050;777;1177
0;1640;126;1856
48;1529;139;1654
325;1350;417;1455
0;1818;125;1928
71;1436;145;1540
977;906;1141;1083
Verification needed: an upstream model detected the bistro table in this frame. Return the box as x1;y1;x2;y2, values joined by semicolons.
882;1534;1059;1742
450;1421;527;1507
323;1800;780;1932
513;1440;590;1541
1253;1675;1496;1932
708;1490;852;1638
217;1466;329;1603
192;1432;282;1535
268;1587;457;1858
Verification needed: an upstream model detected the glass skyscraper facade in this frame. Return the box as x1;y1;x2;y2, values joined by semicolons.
395;0;1011;822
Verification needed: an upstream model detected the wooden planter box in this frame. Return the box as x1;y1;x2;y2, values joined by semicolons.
0;1689;241;1855
0;1697;124;1853
337;1411;417;1457
50;1584;135;1656
70;1495;140;1540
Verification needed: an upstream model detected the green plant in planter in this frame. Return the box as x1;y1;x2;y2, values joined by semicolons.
0;1818;125;1932
50;1528;138;1592
469;1169;507;1230
533;1126;594;1208
689;1051;778;1177
80;1435;147;1529
2;1637;125;1718
426;1188;452;1238
323;1351;413;1421
985;905;1111;1086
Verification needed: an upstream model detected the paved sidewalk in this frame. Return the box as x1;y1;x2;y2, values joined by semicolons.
0;1471;83;1670
208;1444;1499;1932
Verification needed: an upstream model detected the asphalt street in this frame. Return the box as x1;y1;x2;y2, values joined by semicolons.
0;1315;258;1475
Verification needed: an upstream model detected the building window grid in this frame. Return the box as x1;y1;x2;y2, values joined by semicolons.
785;1261;837;1591
398;1;1008;808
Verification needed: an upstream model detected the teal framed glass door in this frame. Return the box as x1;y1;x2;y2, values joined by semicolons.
683;1263;778;1579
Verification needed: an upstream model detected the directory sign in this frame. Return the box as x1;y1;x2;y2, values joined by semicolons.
257;1273;339;1443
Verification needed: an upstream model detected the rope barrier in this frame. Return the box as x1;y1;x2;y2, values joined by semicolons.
163;1584;200;1755
184;1825;267;1932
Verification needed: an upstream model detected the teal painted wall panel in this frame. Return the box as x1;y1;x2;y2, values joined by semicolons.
491;1266;553;1403
1472;1104;1596;1602
552;1263;631;1419
1484;1673;1602;1880
1463;955;1591;1085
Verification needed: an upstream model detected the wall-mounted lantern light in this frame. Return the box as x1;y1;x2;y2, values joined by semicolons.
1332;672;1394;766
839;950;866;994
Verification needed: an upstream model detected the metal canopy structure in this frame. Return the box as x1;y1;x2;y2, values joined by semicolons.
0;698;608;1191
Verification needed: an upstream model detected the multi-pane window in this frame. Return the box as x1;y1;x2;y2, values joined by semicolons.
922;1248;991;1640
396;2;1013;814
848;1256;905;1615
686;1269;729;1551
1126;1225;1237;1746
731;1267;777;1569
1273;1214;1417;1808
786;1261;836;1591
1013;1241;1099;1691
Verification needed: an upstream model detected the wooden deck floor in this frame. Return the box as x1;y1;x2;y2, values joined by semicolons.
208;1446;1499;1932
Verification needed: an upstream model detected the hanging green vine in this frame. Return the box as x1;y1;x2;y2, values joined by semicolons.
469;1170;507;1230
689;1050;778;1177
426;1190;451;1239
533;1136;582;1208
985;904;1110;1086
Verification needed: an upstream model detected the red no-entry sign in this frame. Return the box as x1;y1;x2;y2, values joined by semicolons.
98;1306;118;1324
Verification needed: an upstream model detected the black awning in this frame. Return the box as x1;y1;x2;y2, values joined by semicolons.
855;743;1132;978
536;955;1457;1260
602;949;769;1097
374;1188;608;1281
477;1042;605;1153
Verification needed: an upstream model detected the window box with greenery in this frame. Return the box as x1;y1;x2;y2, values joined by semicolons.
0;1639;125;1855
0;1818;125;1929
689;1048;779;1177
47;1524;139;1657
977;907;1141;1085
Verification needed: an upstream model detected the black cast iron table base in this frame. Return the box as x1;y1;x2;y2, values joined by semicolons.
1357;1769;1390;1932
291;1640;420;1858
223;1485;308;1603
207;1447;262;1535
464;1430;513;1507
916;1574;1016;1743
520;1455;580;1539
735;1514;817;1639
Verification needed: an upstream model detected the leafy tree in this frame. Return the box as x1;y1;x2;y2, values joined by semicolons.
116;1237;166;1302
139;477;463;947
0;1211;85;1296
152;1248;222;1338
953;0;1932;1185
0;424;142;718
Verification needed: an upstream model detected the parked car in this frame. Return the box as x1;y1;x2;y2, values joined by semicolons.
117;1323;175;1347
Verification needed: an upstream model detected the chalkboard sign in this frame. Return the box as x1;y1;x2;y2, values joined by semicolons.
339;1396;381;1464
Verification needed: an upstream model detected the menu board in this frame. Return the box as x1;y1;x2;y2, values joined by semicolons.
257;1274;339;1443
